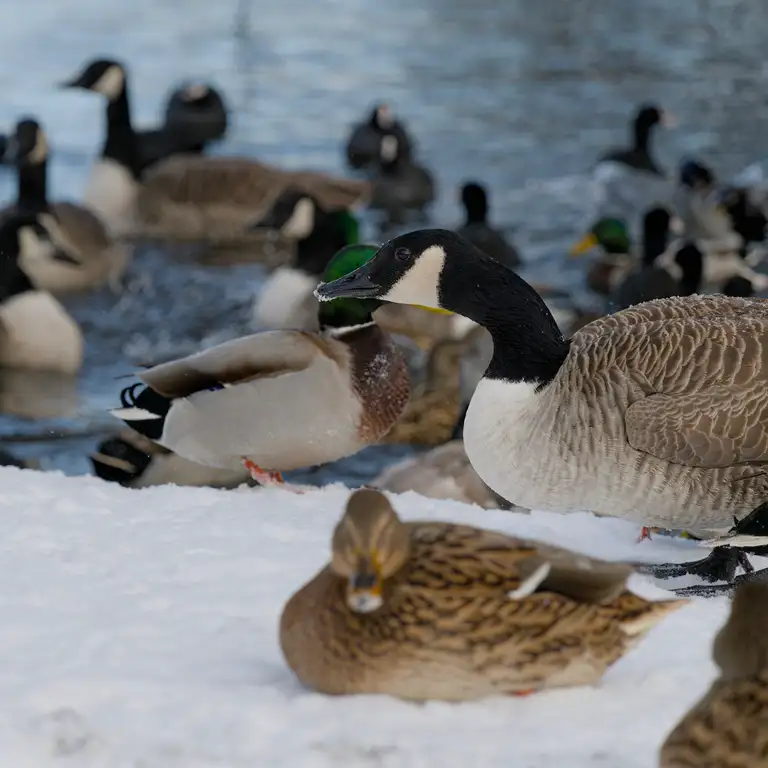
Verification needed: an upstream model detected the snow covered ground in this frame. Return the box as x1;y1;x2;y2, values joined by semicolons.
0;467;734;767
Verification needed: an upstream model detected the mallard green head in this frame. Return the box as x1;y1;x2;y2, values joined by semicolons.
569;217;631;257
318;244;383;328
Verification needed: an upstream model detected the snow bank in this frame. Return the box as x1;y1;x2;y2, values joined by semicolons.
0;468;728;767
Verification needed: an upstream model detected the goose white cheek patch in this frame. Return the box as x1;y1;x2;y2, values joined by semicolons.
94;65;125;100
280;198;315;240
380;135;398;162
381;245;446;309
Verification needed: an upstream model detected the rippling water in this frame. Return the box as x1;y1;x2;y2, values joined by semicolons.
1;0;767;480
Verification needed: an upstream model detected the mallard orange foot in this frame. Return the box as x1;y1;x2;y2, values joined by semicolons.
513;689;537;697
242;458;285;486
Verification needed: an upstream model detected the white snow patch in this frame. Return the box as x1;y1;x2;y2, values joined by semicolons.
0;467;735;766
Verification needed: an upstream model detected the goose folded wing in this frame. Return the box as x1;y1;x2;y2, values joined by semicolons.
139;330;320;399
624;314;768;467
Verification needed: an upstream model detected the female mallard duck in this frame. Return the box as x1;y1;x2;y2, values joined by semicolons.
90;429;252;489
315;228;768;582
344;103;413;172
61;58;369;242
659;579;768;767
373;440;511;508
0;213;83;374
249;189;360;330
455;181;521;269
280;488;685;701
110;244;409;486
3;118;129;293
591;103;674;236
378;337;464;446
369;132;435;221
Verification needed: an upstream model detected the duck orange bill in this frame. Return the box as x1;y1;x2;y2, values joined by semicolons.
569;232;598;257
346;562;384;614
414;305;453;315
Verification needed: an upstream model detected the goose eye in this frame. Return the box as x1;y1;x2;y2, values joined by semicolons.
395;247;411;262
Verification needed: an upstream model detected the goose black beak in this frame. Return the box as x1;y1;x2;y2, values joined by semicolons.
58;75;87;90
315;266;380;301
248;210;282;231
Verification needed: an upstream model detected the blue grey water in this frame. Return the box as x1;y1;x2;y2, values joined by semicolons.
0;0;767;484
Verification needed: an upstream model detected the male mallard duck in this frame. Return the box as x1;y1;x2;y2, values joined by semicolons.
455;181;521;269
280;488;685;701
570;216;635;295
344;103;413;172
315;228;768;582
378;337;464;446
61;58;369;241
369;132;435;221
250;189;360;330
90;429;252;489
3;118;129;293
591;103;674;236
0;213;83;374
110;244;409;486
659;578;768;767
373;440;511;508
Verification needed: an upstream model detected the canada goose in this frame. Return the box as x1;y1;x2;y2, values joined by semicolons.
61;58;370;243
132;82;229;174
344;103;413;171
610;209;702;310
374;440;512;508
315;228;768;583
591;103;674;236
369;132;435;220
455;181;521;269
659;578;768;767
90;429;252;489
280;488;686;701
0;213;83;374
250;189;359;330
3;118;129;294
379;338;464;446
110;243;409;486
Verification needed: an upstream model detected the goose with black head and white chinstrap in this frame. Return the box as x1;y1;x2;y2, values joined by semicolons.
2;118;129;293
0;214;83;374
315;228;768;585
110;244;409;487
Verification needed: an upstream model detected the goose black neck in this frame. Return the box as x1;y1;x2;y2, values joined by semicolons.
16;161;49;213
104;88;140;179
440;253;570;385
642;229;668;266
633;119;654;154
295;215;350;277
0;236;34;301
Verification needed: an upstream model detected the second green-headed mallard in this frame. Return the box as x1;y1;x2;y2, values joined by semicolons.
110;244;409;486
280;488;685;701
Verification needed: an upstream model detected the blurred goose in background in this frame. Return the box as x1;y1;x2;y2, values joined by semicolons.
590;103;674;237
249;189;360;330
90;429;252;489
369;131;435;221
0;213;83;374
280;488;686;701
345;103;413;171
110;244;409;487
2;118;129;294
660;579;768;767
132;82;229;174
455;182;521;268
61;58;369;243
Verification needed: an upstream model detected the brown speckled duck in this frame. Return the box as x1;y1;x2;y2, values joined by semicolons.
280;489;686;701
109;245;409;486
659;578;768;768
